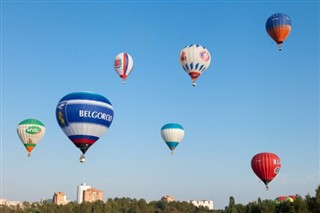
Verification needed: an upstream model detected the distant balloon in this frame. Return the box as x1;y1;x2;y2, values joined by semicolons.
114;52;134;84
179;44;211;86
161;123;184;155
251;152;281;190
56;91;114;163
275;196;295;203
17;118;45;157
266;13;292;51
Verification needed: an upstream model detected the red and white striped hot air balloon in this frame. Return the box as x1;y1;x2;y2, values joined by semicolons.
114;52;134;84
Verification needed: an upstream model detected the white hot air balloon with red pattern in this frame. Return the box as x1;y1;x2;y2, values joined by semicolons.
179;44;211;86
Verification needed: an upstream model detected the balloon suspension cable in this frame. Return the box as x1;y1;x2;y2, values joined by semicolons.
27;152;31;157
122;80;125;84
278;44;282;51
192;81;197;87
171;150;174;155
266;186;269;191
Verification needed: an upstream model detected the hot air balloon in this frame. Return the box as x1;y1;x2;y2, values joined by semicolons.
179;44;211;86
55;91;114;163
17;118;45;157
266;13;292;51
161;123;184;155
114;52;134;84
251;152;281;190
275;196;295;204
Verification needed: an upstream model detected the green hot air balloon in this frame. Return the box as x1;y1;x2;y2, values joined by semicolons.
17;119;45;157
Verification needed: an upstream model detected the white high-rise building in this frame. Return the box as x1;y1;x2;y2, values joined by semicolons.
77;183;91;204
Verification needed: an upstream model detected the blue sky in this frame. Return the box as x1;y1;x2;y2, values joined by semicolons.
1;1;319;210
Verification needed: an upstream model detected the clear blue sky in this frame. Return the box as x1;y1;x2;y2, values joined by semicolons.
1;1;319;210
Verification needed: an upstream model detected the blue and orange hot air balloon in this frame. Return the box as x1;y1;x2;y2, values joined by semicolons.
266;13;292;51
114;52;134;84
56;91;114;163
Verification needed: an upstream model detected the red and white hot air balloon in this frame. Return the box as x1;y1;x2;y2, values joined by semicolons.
251;152;281;190
114;52;134;84
179;44;211;86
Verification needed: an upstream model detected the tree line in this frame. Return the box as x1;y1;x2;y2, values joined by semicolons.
1;185;319;213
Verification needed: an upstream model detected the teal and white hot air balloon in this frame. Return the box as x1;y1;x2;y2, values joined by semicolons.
161;123;184;155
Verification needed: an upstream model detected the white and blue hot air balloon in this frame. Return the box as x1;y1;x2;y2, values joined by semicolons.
55;91;114;163
161;123;185;155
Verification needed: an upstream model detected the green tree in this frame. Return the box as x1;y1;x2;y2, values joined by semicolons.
315;185;320;213
246;201;260;213
226;196;238;213
137;199;153;213
292;195;309;213
235;203;245;213
275;201;295;213
259;199;276;213
154;200;168;212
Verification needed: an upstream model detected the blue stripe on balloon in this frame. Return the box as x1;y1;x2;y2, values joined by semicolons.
64;104;113;127
69;135;99;141
124;53;129;75
59;92;112;105
195;63;199;70
190;62;193;70
182;65;187;72
166;142;179;150
185;64;189;71
199;64;204;71
161;123;184;130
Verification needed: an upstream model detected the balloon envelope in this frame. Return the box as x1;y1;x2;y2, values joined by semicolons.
17;118;45;157
275;196;295;203
266;13;292;50
56;91;114;159
251;152;281;189
161;123;184;155
114;52;134;83
179;44;211;86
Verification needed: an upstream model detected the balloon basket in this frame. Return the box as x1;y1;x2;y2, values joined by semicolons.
80;155;85;163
